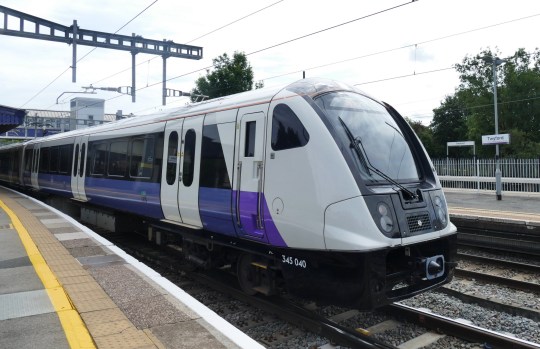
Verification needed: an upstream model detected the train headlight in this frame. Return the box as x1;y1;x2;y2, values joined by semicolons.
433;195;447;226
378;202;394;233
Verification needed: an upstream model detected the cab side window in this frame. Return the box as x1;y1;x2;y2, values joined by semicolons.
271;104;309;151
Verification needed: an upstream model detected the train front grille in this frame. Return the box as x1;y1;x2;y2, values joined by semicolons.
406;212;432;234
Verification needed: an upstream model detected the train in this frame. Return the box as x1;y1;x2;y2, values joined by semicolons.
0;78;457;310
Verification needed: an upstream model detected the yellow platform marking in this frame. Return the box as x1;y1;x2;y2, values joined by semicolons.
0;199;96;349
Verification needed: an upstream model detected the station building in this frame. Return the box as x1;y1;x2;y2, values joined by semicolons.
0;97;126;142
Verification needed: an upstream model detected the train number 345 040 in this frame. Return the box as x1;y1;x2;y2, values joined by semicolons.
282;255;307;268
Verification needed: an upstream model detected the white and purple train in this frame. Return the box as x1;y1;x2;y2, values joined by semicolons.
0;78;457;309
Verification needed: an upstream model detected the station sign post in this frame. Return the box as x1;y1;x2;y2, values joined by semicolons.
482;133;511;201
446;141;477;186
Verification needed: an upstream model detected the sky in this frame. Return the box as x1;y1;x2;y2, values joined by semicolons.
0;0;539;125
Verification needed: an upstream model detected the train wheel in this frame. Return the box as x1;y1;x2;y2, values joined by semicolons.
236;254;257;295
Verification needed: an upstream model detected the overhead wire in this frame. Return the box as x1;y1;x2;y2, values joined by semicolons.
90;0;286;85
75;4;540;116
19;67;72;108
258;12;540;82
78;0;159;63
19;1;159;109
185;0;284;44
71;1;416;115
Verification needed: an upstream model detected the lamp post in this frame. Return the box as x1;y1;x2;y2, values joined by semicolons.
483;55;506;200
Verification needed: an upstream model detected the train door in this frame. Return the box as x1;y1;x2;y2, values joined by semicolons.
30;145;40;189
160;118;184;222
71;135;89;201
234;110;267;241
177;116;203;228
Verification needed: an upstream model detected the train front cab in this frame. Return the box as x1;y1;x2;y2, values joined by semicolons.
274;80;457;310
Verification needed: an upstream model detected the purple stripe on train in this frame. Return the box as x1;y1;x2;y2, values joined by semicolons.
85;177;163;218
199;187;287;247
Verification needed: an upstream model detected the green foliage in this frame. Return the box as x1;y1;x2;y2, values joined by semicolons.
191;52;263;101
405;117;435;156
429;48;540;158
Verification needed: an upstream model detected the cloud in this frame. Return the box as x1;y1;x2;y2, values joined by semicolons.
409;46;434;63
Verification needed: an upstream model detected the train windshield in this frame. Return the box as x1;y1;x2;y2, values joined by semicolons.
314;92;420;183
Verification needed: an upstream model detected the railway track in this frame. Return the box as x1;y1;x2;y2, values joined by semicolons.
454;221;540;257
87;225;540;348
456;252;540;293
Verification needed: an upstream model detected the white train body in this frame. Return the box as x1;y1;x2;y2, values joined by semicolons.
0;78;457;309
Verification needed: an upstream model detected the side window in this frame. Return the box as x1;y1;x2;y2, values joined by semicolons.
59;145;73;174
166;132;178;185
73;144;79;176
39;147;50;173
200;124;231;189
79;144;86;177
91;143;108;176
50;147;59;174
24;149;32;172
244;121;256;157
271;104;310;151
130;137;154;179
33;149;40;173
108;141;128;177
182;129;196;187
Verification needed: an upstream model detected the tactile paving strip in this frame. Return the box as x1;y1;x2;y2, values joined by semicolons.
1;192;160;349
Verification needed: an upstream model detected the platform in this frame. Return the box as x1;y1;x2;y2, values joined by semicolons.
445;189;540;225
0;187;263;349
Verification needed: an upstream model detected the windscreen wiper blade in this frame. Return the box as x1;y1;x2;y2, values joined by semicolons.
338;117;370;174
338;117;418;200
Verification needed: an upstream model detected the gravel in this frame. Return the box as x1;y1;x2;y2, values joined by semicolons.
401;290;540;344
447;278;540;311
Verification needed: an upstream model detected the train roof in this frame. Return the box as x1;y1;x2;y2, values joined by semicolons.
8;78;371;147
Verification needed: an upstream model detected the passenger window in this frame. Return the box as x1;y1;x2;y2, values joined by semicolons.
59;145;72;174
244;121;256;157
91;143;108;176
73;144;79;176
200;124;231;189
130;138;154;179
79;144;86;177
108;141;128;177
24;149;32;172
182;129;196;187
166;132;178;185
50;147;59;173
271;104;310;151
40;147;50;173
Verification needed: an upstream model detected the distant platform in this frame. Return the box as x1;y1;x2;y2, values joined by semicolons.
445;189;540;225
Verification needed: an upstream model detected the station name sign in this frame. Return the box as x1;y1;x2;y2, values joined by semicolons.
481;134;510;145
447;141;475;147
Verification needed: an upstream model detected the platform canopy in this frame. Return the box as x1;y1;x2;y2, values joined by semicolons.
0;104;25;133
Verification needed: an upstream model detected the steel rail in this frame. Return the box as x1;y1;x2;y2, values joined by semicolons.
385;303;540;349
458;252;540;273
455;268;540;293
193;270;398;349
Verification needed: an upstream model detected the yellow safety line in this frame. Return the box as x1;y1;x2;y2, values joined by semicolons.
0;199;96;349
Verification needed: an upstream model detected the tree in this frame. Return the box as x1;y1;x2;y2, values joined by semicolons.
430;94;468;157
405;117;435;156
431;48;540;158
191;52;263;101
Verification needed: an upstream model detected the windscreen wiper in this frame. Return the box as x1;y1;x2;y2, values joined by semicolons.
338;117;418;200
338;117;370;174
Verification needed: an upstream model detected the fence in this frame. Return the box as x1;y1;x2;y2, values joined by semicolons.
432;158;540;193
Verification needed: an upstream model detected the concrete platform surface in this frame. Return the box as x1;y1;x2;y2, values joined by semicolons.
444;189;540;224
0;187;264;349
